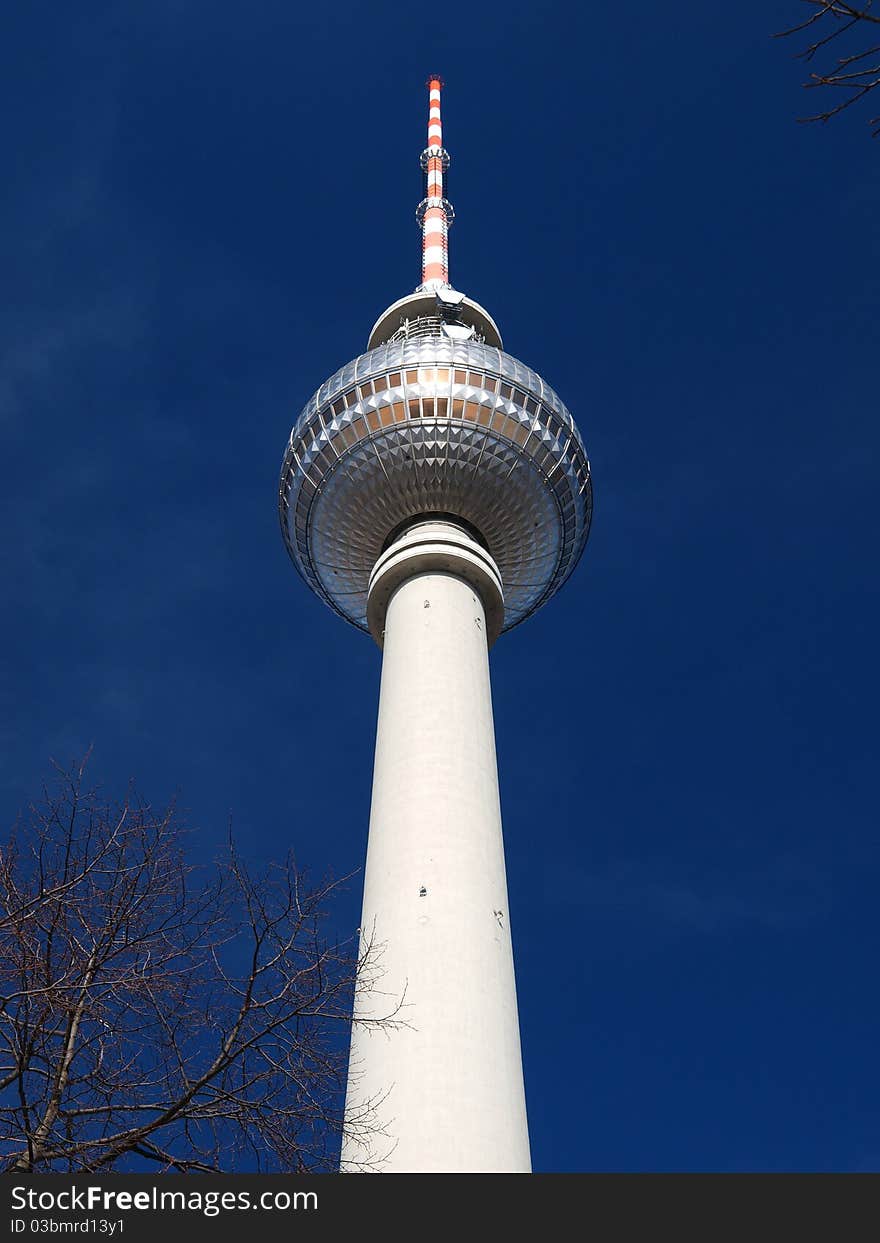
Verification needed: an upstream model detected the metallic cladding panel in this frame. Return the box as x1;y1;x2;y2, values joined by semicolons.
279;336;592;634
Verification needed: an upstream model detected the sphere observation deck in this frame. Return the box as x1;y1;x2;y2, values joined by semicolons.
279;289;593;637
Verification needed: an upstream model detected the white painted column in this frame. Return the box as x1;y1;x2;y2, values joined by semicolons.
340;521;531;1173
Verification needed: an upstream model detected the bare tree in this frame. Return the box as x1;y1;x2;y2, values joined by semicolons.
777;2;880;135
0;759;393;1172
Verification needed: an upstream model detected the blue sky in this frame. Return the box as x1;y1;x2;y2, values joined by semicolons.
2;1;878;1171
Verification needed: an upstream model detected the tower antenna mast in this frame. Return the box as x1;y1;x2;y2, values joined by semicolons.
417;75;454;290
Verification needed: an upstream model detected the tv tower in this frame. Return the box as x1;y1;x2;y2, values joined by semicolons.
279;77;592;1172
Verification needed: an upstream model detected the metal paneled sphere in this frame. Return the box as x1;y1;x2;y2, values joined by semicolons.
279;321;592;636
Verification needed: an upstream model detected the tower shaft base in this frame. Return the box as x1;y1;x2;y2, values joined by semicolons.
341;523;531;1173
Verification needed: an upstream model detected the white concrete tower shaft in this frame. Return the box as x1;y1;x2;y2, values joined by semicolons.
340;521;531;1173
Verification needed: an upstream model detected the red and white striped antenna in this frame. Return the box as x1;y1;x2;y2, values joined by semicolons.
416;75;454;290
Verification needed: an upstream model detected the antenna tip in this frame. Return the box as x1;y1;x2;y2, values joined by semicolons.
426;74;444;89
